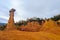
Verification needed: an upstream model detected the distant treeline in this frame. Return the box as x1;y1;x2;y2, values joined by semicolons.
15;14;60;26
51;14;60;21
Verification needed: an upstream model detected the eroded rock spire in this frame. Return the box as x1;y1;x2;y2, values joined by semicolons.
6;8;16;30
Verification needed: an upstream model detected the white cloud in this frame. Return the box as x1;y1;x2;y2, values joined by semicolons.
9;0;60;22
23;0;60;18
0;0;60;23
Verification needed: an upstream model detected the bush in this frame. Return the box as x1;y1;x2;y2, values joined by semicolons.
0;24;7;31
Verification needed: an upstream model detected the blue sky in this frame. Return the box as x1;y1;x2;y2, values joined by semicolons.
0;0;60;23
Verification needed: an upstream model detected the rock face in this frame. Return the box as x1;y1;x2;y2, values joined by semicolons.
19;21;41;32
40;19;57;31
40;19;60;34
6;8;16;30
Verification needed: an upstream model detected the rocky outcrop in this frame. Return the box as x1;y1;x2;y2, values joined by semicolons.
6;8;16;30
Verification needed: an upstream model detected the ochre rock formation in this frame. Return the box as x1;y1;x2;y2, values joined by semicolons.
40;19;60;34
19;21;41;32
6;8;16;30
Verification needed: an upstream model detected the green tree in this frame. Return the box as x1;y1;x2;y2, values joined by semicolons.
51;14;60;21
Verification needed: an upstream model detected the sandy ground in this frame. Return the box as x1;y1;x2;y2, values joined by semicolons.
0;30;60;40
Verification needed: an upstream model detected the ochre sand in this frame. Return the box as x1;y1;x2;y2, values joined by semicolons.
0;30;60;40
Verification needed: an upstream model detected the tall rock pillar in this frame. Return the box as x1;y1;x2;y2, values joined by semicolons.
6;8;16;30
